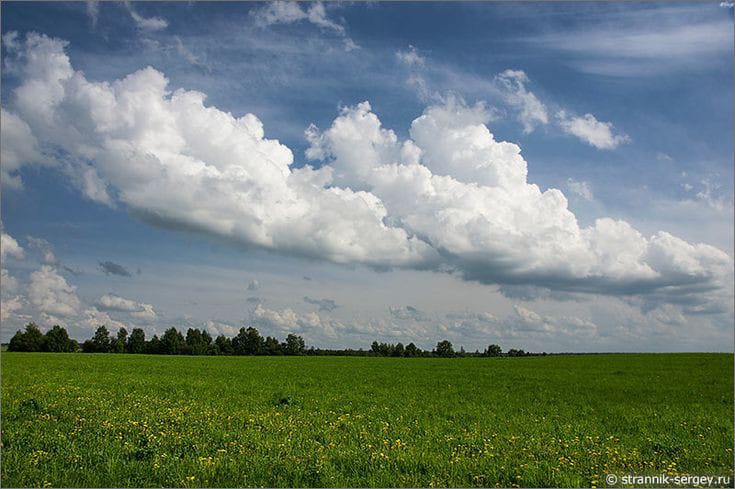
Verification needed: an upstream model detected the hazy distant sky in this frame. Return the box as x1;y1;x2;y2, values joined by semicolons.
1;2;733;352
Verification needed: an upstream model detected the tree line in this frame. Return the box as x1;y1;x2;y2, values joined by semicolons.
6;322;539;357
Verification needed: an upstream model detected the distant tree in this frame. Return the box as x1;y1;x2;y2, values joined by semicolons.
263;336;282;355
110;327;128;353
484;344;502;357
247;327;264;354
81;339;95;353
283;334;305;356
507;348;526;357
434;340;455;358
202;331;215;355
232;328;248;355
161;328;186;354
7;331;24;352
85;326;112;353
370;341;380;355
404;342;420;357
233;327;263;355
127;328;146;354
145;334;162;354
214;335;234;355
393;342;405;357
44;325;75;352
185;328;212;355
8;323;46;352
459;346;466;357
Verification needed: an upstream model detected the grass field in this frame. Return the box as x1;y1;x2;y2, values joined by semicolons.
1;353;733;487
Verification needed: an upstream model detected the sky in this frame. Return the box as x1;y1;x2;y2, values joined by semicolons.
1;1;733;352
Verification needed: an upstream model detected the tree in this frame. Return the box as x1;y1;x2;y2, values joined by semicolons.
484;344;502;357
84;326;112;353
404;342;420;357
161;328;186;354
214;335;233;355
44;325;75;352
127;328;146;354
434;340;454;358
185;328;212;355
8;323;46;352
111;327;128;353
370;341;394;356
201;330;215;355
507;348;526;357
145;334;162;354
263;336;282;355
283;334;305;356
393;342;405;357
233;327;263;355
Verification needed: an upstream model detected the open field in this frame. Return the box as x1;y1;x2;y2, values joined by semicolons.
1;353;733;487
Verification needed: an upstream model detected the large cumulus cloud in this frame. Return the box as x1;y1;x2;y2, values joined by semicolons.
1;32;432;269
306;98;731;308
2;32;732;313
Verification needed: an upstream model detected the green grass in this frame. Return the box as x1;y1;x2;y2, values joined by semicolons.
1;353;732;487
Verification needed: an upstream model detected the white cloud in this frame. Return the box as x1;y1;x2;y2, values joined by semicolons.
1;268;20;295
86;0;99;27
3;32;732;315
1;231;25;261
131;303;157;322
253;1;309;26
545;19;732;61
28;265;81;317
396;45;425;67
0;230;26;328
2;32;431;270
566;178;594;201
530;10;733;76
204;320;239;337
0;295;27;325
75;307;129;332
94;294;137;312
1;109;47;189
388;305;426;321
0;231;163;336
95;293;158;322
694;178;729;212
126;3;168;32
306;99;731;307
252;304;335;338
26;237;58;265
557;111;630;150
444;305;598;340
494;69;548;133
251;1;355;50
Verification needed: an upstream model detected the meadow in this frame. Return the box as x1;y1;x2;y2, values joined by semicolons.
1;353;732;487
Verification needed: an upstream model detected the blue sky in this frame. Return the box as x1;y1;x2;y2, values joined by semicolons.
1;1;733;352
